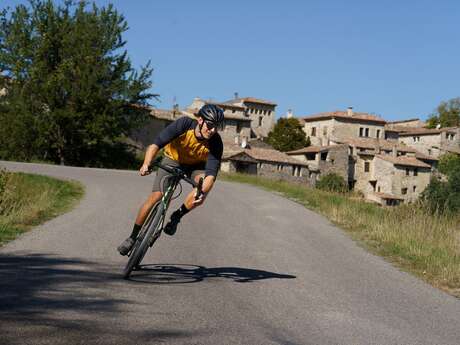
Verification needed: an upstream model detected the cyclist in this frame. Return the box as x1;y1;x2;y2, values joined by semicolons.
117;104;224;255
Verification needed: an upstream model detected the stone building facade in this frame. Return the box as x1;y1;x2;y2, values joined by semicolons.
221;143;315;185
301;107;387;147
221;95;277;138
286;144;349;182
398;127;460;158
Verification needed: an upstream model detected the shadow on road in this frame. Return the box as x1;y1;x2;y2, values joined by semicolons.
128;263;297;284
0;253;198;344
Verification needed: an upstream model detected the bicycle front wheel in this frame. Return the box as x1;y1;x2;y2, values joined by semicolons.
123;203;164;279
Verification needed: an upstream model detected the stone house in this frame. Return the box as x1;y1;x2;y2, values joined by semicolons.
339;138;436;205
300;107;387;147
221;142;315;185
220;94;277;138
285;144;349;182
397;127;460;158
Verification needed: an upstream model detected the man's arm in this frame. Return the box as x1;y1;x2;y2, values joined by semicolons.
140;144;160;176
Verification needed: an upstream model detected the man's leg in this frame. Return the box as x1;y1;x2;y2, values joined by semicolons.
118;191;163;255
164;173;211;236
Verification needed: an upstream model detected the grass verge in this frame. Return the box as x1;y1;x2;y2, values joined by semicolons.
221;172;460;298
0;170;84;246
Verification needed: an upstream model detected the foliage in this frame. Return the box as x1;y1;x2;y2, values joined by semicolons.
425;97;460;128
266;118;310;152
316;172;348;193
422;169;460;214
438;153;460;176
0;0;155;166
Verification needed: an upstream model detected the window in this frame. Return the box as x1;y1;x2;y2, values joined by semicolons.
414;168;418;176
428;149;432;155
259;116;263;126
413;186;416;193
311;127;316;136
364;162;370;172
413;136;417;142
321;152;328;161
350;147;354;155
378;186;381;192
401;188;408;195
323;126;328;136
406;168;410;176
359;128;364;137
376;130;380;138
365;128;369;137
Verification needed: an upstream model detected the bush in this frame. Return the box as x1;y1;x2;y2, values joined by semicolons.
438;153;460;176
422;168;460;214
316;173;348;193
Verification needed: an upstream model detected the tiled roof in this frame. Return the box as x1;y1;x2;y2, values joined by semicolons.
339;138;438;161
386;118;421;124
341;138;414;152
383;125;416;132
398;127;458;136
375;155;431;168
286;145;334;154
224;144;308;166
223;97;277;106
302;111;386;124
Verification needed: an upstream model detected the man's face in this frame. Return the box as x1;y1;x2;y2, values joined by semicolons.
198;117;218;139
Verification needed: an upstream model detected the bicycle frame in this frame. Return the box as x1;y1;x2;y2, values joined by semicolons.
122;162;201;279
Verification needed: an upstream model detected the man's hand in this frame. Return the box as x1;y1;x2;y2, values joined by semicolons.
139;164;151;176
192;190;206;206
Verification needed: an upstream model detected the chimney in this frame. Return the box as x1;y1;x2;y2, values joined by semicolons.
241;137;248;149
234;92;239;100
392;145;397;157
286;109;293;118
347;107;353;116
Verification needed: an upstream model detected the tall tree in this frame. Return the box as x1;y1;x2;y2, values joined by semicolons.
426;97;460;129
0;0;155;165
266;117;310;152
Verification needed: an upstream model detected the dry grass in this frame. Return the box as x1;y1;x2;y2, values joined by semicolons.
0;169;84;245
221;172;460;297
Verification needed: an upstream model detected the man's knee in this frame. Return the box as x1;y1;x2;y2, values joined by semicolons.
147;191;163;205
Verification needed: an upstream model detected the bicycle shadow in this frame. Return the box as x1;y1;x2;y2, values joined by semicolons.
128;263;296;284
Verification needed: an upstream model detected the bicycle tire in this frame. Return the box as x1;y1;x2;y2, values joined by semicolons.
123;203;164;279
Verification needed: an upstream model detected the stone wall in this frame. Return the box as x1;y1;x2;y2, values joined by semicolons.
399;133;441;157
303;119;334;146
317;145;349;181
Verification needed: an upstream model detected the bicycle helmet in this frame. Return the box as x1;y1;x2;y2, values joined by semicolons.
197;104;224;126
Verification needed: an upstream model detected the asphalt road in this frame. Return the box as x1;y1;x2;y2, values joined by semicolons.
1;161;459;345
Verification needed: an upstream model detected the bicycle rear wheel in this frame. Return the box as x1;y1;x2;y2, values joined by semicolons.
123;203;164;279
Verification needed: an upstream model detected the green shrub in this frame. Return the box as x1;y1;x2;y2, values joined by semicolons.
422;169;460;214
316;173;348;193
438;153;460;176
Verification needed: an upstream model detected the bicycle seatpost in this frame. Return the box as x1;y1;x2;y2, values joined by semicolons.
195;177;204;200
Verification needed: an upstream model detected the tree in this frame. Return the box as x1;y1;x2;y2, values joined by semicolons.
425;98;460;129
0;0;155;166
438;153;460;176
266;117;310;152
422;158;460;214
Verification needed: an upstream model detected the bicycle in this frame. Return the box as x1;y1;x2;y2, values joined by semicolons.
122;161;203;279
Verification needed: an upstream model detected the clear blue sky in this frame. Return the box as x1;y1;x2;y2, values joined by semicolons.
3;0;460;121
